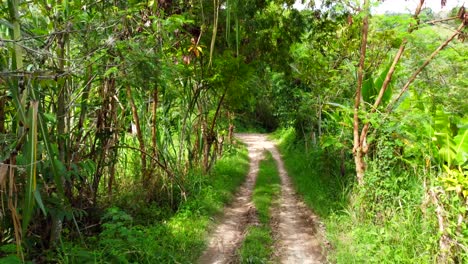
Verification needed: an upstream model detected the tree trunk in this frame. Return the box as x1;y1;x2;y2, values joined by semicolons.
6;1;25;257
50;22;70;249
204;85;228;171
353;0;370;185
0;94;5;133
92;76;116;204
209;0;219;67
151;88;159;160
354;150;366;185
340;148;346;177
317;94;322;141
202;115;210;173
125;84;148;183
8;0;23;71
228;112;234;143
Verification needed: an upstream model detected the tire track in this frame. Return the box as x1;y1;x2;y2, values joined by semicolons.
199;134;326;264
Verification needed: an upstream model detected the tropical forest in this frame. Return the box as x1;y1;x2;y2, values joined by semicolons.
0;0;467;263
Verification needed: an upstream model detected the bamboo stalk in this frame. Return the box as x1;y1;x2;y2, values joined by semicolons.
7;0;23;71
209;0;219;67
22;101;38;235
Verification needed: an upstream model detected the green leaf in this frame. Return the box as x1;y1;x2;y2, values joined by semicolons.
0;255;22;264
33;189;47;216
454;128;468;166
42;113;56;123
38;113;65;197
362;77;374;103
104;66;119;77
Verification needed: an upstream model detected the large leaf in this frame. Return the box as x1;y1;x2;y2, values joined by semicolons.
34;189;47;216
434;109;450;132
362;77;374;103
454;126;468;167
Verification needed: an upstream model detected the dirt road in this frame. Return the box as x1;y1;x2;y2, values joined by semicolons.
198;134;326;264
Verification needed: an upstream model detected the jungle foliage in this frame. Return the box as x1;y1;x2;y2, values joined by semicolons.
270;1;467;263
0;0;467;263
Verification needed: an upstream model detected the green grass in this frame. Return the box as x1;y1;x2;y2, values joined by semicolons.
238;151;281;264
326;207;437;263
238;226;273;264
271;128;441;263
55;146;250;264
270;128;348;217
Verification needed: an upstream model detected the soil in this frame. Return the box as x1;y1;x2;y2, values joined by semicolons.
198;134;327;264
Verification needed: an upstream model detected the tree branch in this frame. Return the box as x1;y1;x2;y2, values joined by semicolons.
359;0;426;148
388;21;465;112
353;0;369;155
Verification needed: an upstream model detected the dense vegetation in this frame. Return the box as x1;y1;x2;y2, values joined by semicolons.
1;0;466;263
269;2;468;262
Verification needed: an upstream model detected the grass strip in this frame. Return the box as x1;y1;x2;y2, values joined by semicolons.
238;151;281;264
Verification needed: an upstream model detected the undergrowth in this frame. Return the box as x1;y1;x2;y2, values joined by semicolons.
54;145;249;263
271;128;443;263
238;151;281;264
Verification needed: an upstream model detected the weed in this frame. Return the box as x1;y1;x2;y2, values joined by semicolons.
239;226;273;264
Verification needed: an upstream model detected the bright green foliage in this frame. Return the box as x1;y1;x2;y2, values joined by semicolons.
361;64;392;104
0;0;466;261
0;0;263;259
54;146;249;263
274;127;440;263
270;5;467;262
238;151;281;263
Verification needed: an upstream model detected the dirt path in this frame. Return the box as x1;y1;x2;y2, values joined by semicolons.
198;134;265;264
199;134;326;264
268;144;326;264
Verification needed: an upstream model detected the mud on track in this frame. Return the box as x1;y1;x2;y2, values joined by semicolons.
198;134;326;264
